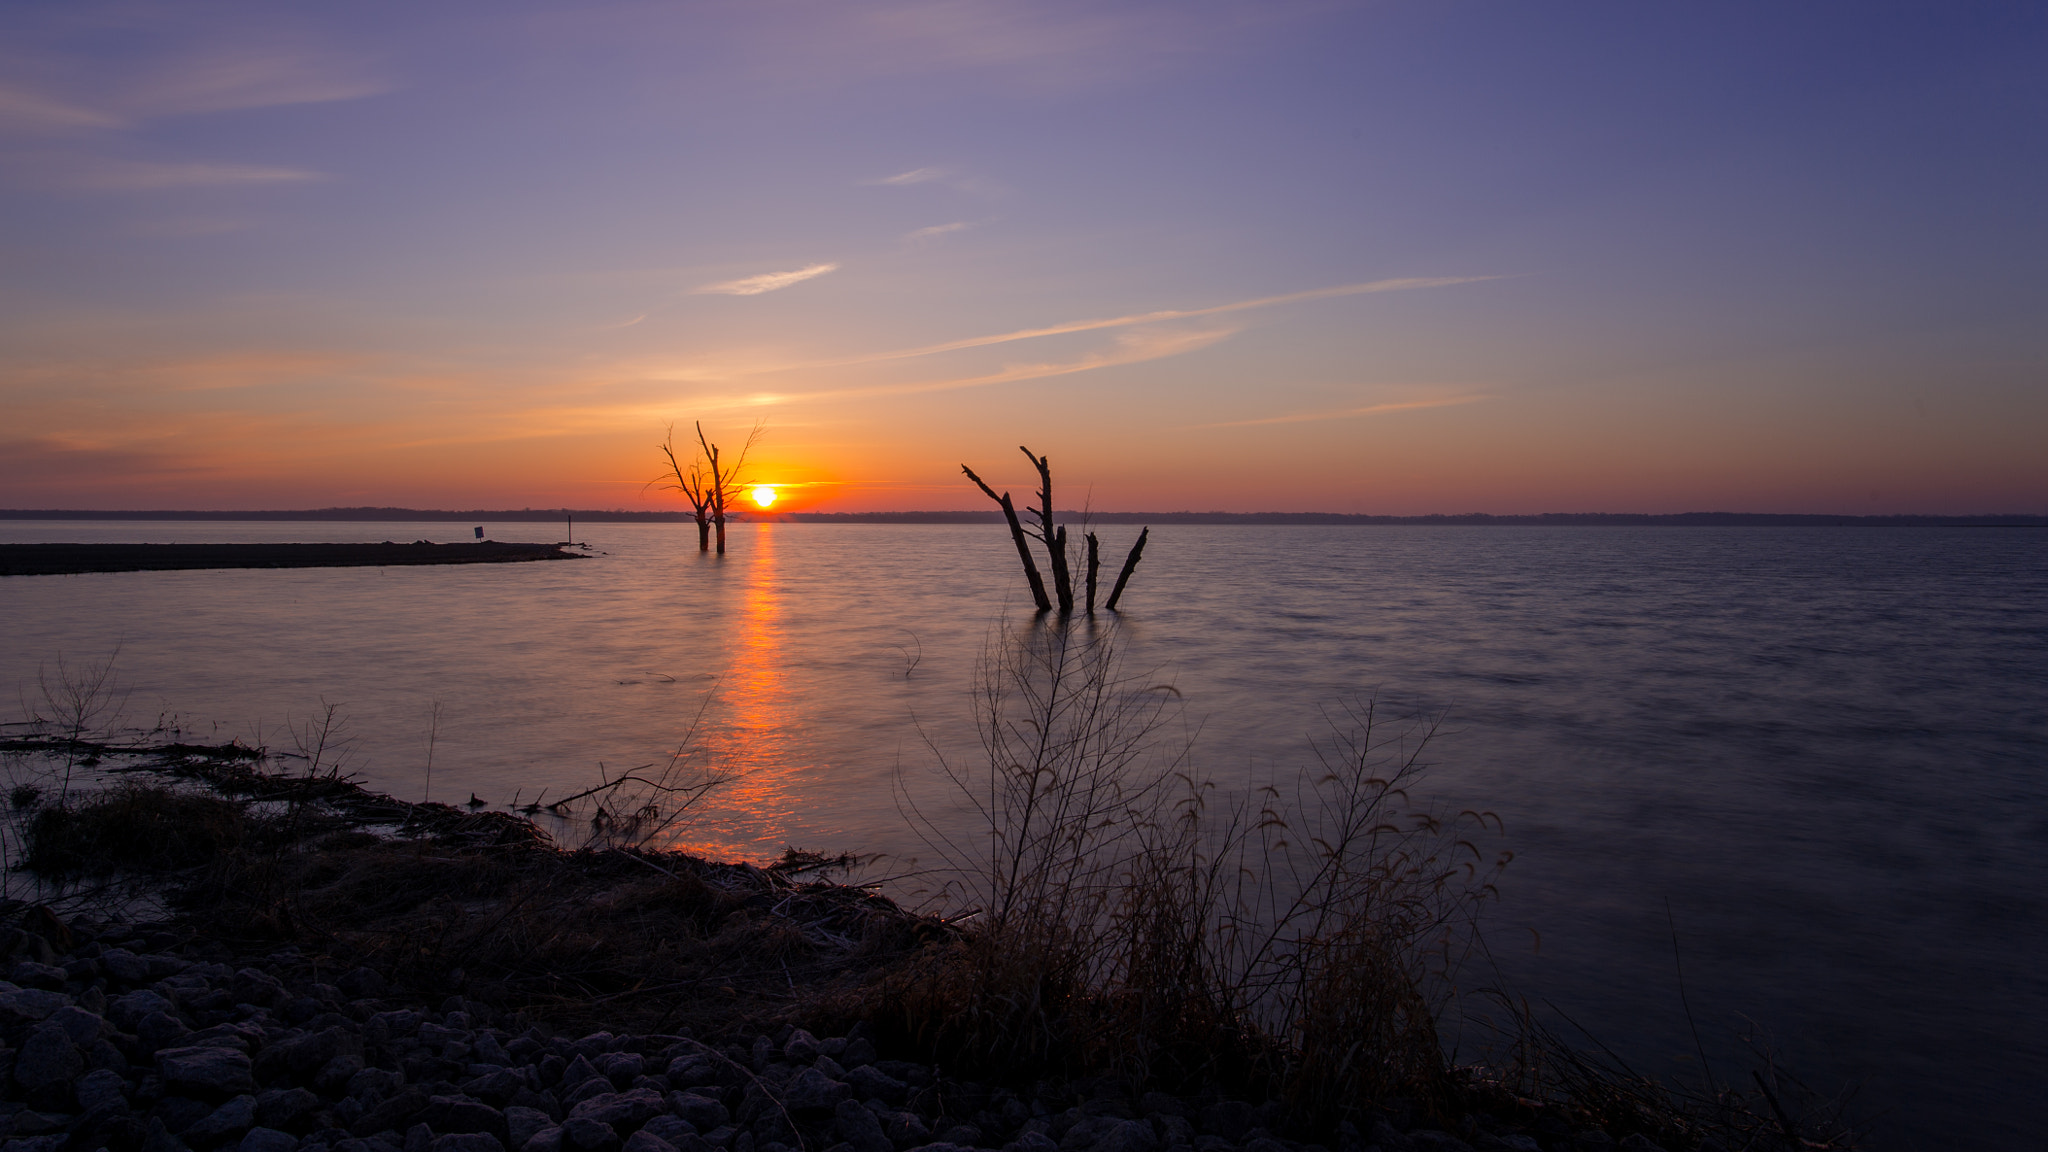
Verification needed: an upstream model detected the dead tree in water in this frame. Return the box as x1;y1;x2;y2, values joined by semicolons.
961;464;1052;612
652;425;715;551
698;420;764;555
1020;447;1076;612
1104;526;1148;610
963;447;1148;613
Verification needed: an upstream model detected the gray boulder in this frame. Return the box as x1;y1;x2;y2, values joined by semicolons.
100;949;153;983
44;1004;109;1044
832;1100;891;1152
622;1133;677;1152
668;1094;726;1132
160;1046;258;1097
638;1118;696;1148
239;1128;299;1152
780;1069;848;1116
521;1127;565;1152
13;1024;83;1091
183;1095;259;1146
419;1096;510;1143
0;988;71;1023
432;1137;508;1152
840;1066;904;1106
507;1107;555;1151
77;1066;132;1114
255;1086;320;1131
561;1117;619;1152
1093;1122;1159;1152
568;1090;664;1134
114;991;181;1032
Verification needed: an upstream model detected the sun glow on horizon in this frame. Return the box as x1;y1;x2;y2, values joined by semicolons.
750;485;777;508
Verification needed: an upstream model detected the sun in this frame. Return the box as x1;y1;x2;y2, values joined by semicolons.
750;485;778;508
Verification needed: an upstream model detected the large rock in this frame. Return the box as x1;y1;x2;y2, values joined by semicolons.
13;1024;83;1091
258;1026;359;1084
621;1133;676;1152
0;988;71;1023
99;948;153;983
351;1087;433;1137
255;1086;320;1131
781;1069;848;1116
833;1100;891;1152
182;1095;259;1147
567;1089;665;1134
231;970;289;1010
841;1065;905;1106
561;1117;620;1152
112;990;180;1032
432;1136;508;1152
506;1106;555;1151
1091;1122;1159;1152
239;1128;299;1152
558;1056;605;1093
669;1094;727;1133
160;1046;258;1097
420;1096;510;1143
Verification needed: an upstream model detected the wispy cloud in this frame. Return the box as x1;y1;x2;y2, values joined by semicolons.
1186;395;1490;429
870;166;949;186
49;157;325;191
125;46;392;119
682;325;1238;411
801;276;1503;371
693;263;840;296
0;86;125;135
904;221;973;240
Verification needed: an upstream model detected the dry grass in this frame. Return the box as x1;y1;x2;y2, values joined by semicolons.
859;619;1510;1132
20;783;250;876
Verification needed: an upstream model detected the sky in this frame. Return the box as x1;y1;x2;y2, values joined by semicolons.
2;0;2044;514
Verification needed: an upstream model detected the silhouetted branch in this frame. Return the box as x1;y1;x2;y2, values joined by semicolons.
962;464;1053;612
1085;531;1100;613
1020;446;1074;612
1104;526;1148;611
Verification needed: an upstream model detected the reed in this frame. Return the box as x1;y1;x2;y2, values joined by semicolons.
868;618;1510;1131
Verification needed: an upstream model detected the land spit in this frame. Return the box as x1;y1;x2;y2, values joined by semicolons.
0;737;1806;1152
0;544;583;578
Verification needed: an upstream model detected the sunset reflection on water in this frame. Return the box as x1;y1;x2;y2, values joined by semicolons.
665;524;807;859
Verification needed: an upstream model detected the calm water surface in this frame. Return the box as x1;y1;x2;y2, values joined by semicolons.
3;521;2043;1149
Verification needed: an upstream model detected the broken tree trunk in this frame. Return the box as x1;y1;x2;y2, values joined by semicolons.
1104;526;1149;611
962;465;1053;612
1085;532;1100;613
1021;446;1074;612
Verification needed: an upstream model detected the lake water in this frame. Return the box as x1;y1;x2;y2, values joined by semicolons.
3;520;2043;1149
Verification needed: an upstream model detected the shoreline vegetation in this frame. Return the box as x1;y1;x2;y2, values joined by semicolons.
0;509;2042;528
0;544;584;578
0;629;1862;1152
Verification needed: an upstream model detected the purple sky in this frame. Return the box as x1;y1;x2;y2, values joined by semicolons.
3;1;2043;512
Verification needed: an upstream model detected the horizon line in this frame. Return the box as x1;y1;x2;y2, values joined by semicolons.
2;507;2043;526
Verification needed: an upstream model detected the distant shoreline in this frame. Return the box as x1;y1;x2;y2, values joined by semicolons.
1;507;2043;527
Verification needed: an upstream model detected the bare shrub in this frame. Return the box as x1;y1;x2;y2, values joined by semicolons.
875;619;1508;1128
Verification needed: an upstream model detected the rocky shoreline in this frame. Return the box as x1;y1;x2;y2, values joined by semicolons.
0;912;1673;1152
0;734;1831;1152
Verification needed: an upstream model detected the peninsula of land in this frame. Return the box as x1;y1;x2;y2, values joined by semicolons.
0;542;583;578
